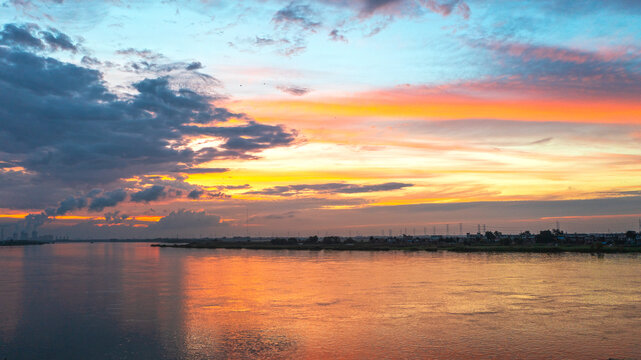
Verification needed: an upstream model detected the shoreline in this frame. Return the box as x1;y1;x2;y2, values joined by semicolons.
0;240;48;247
152;241;641;254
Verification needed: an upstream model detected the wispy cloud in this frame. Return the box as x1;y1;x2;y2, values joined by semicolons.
245;182;413;196
276;85;311;96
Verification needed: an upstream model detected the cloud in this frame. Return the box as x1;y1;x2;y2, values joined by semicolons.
261;211;298;220
88;189;127;212
0;23;43;49
363;196;641;223
0;23;78;52
185;61;203;71
104;210;129;224
151;209;226;230
318;0;470;18
461;40;641;100
0;28;297;209
116;48;164;60
130;185;166;203
40;27;78;52
56;196;87;215
187;189;204;199
337;182;414;193
422;0;470;19
359;0;404;14
246;182;413;196
328;29;347;42
272;2;322;32
247;36;307;56
185;189;231;199
0;169;74;209
81;56;101;66
115;48;218;80
218;184;251;190
171;167;229;174
276;85;311;96
254;36;288;46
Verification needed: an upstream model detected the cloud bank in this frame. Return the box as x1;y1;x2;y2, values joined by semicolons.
0;23;297;212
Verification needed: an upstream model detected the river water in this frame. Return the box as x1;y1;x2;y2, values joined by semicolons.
1;243;640;359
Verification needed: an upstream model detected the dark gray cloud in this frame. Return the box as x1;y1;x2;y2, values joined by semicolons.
115;48;218;81
116;48;164;60
104;210;129;224
81;56;101;66
186;61;203;70
172;167;229;174
88;189;127;212
267;1;322;56
273;2;321;31
277;85;311;96
187;189;205;199
0;23;78;52
40;28;77;52
246;182;413;196
151;209;226;230
130;185;165;203
0;23;43;49
217;184;251;190
0;27;297;210
55;196;87;215
337;182;414;193
185;190;231;200
185;188;230;200
360;0;404;14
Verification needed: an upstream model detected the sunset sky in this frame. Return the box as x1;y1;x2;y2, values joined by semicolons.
1;0;641;238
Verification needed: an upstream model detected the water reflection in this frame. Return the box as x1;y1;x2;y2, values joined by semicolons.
1;244;640;359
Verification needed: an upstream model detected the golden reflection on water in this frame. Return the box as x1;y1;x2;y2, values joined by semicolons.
1;244;641;359
178;249;641;359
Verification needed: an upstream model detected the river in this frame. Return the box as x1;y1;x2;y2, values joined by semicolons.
1;242;640;359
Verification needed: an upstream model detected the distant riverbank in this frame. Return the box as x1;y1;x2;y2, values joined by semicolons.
0;240;48;246
152;241;641;253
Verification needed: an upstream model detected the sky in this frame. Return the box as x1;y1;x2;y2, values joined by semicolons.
1;0;641;239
